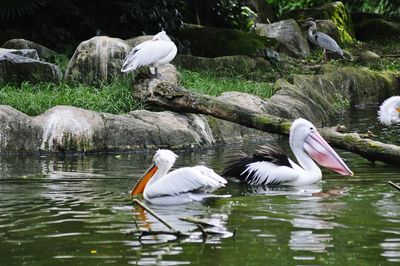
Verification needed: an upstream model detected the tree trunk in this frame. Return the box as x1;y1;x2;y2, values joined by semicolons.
133;80;400;165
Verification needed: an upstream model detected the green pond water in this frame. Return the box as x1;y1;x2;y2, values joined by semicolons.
1;106;400;265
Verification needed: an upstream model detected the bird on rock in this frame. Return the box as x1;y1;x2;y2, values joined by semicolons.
305;18;343;60
121;31;177;77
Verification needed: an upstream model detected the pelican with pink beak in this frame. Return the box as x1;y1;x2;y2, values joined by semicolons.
223;118;353;186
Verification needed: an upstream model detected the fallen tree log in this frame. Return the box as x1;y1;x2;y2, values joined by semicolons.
134;80;400;166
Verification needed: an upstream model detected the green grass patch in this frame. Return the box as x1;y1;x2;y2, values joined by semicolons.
0;77;143;116
179;69;277;99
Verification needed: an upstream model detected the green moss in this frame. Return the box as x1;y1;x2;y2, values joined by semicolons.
174;26;277;57
206;116;220;131
251;116;291;134
327;1;354;43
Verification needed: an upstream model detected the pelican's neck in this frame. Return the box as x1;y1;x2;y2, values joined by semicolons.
291;142;322;180
146;163;171;188
143;163;172;201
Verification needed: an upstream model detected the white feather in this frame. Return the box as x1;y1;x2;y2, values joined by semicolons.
242;161;299;186
145;166;226;199
121;31;177;73
378;96;400;126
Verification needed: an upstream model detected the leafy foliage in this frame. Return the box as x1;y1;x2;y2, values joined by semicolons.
0;0;48;19
266;0;400;17
265;0;327;17
344;0;400;17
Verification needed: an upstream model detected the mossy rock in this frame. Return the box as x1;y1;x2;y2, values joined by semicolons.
64;36;130;85
263;66;400;125
2;39;58;61
174;26;277;58
173;55;271;72
352;13;400;42
0;52;62;85
253;19;310;58
284;1;354;43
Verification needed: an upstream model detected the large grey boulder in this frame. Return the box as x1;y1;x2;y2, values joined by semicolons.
1;39;58;61
0;52;62;84
262;66;400;124
209;92;269;143
102;110;215;150
253;19;310;58
0;48;39;60
34;106;106;152
64;36;130;85
0;105;42;154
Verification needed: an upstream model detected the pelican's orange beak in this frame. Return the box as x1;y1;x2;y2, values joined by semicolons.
130;164;158;196
396;107;400;112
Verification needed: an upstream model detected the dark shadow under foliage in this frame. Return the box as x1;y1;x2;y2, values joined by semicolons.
1;0;399;54
0;0;184;54
0;0;253;54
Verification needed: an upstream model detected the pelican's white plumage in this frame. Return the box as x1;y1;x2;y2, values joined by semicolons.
378;96;400;126
131;149;227;205
223;118;353;186
121;31;177;76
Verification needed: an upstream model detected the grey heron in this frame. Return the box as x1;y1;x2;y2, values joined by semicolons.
306;18;343;60
121;31;177;78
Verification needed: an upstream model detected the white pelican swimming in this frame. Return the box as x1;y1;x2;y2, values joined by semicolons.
223;118;353;186
378;96;400;126
131;149;227;205
121;31;177;77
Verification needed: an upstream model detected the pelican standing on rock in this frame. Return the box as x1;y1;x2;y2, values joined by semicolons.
378;96;400;126
121;31;177;77
223;118;353;186
306;18;343;60
131;149;227;205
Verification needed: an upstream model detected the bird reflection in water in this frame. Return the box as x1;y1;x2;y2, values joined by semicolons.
131;199;233;244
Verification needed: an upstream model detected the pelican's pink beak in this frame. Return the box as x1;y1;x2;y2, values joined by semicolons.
131;164;158;196
304;130;354;176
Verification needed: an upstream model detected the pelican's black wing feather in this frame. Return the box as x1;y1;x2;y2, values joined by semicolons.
222;144;291;184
